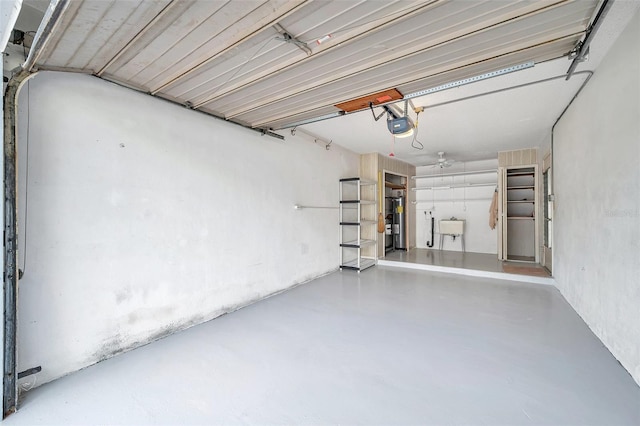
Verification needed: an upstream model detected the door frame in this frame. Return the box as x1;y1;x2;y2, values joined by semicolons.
382;170;408;258
542;152;553;273
499;164;539;263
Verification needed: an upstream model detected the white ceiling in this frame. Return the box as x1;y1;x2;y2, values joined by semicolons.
16;0;640;167
299;57;589;165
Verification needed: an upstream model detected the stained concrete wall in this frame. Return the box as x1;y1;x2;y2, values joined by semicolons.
15;71;359;386
554;10;640;385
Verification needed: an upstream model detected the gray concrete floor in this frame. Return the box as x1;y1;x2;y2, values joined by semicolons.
6;267;639;425
384;249;506;272
382;249;553;285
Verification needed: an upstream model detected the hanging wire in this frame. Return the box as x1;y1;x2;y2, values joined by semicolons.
431;172;436;211
411;110;424;150
199;36;276;104
389;132;395;157
19;31;37;61
463;161;467;211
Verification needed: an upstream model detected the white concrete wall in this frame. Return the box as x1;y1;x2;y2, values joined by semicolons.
554;10;640;386
15;71;359;387
415;159;498;254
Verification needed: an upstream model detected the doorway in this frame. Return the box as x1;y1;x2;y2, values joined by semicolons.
383;171;408;255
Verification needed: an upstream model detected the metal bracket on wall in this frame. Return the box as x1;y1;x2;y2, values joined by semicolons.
260;129;285;140
566;0;613;80
273;23;312;56
17;366;41;380
290;127;332;150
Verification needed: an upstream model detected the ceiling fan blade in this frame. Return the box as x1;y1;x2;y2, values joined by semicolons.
419;162;439;168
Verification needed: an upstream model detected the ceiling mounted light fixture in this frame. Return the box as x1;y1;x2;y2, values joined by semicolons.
336;88;404;113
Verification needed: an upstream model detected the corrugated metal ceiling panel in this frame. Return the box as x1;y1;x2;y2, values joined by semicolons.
158;1;430;104
32;0;598;130
158;32;302;106
184;1;554;112
102;1;307;92
36;0;170;72
262;37;577;129
213;2;592;123
238;37;579;127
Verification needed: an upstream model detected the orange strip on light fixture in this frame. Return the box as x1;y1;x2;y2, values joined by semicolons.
335;88;404;113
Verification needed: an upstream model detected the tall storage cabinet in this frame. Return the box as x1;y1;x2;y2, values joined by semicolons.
339;178;377;272
359;153;416;259
499;165;538;262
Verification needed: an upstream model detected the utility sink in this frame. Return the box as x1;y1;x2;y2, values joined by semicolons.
439;220;465;235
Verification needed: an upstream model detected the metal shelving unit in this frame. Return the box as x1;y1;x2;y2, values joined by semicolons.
339;177;377;272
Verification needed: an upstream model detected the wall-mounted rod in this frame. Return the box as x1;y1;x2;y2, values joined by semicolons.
413;198;493;204
290;127;332;150
415;72;592;113
412;183;496;191
413;169;497;179
293;204;338;210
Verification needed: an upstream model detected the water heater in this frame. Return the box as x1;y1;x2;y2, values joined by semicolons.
392;197;406;250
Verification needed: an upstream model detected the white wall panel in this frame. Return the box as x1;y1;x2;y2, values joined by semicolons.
15;71;359;387
554;10;640;386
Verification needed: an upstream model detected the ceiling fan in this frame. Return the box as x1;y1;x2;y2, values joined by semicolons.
427;152;456;168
